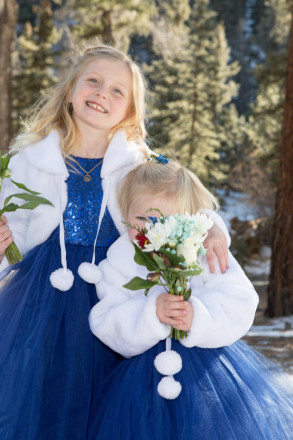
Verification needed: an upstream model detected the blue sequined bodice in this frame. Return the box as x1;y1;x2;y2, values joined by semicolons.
63;156;120;246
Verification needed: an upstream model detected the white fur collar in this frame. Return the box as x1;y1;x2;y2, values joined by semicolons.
23;130;68;176
22;129;144;178
101;130;144;178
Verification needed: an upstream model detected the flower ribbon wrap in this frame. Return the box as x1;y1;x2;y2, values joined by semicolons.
123;211;213;398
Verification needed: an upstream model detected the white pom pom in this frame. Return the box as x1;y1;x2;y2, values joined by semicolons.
50;268;74;291
157;376;182;400
78;262;102;284
154;350;182;376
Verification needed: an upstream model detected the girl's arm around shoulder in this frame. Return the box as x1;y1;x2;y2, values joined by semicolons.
202;210;230;273
180;250;259;349
89;234;170;358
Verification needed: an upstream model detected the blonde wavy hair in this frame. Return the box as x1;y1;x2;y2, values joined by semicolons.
119;159;219;219
10;43;147;154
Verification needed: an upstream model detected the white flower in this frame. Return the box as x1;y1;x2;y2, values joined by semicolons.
192;212;213;234
177;244;200;266
144;222;168;251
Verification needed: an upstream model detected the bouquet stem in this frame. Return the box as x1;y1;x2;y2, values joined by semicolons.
171;328;188;340
169;283;191;340
5;241;23;264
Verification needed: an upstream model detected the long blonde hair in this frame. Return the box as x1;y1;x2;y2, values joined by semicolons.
119;159;219;219
10;43;147;154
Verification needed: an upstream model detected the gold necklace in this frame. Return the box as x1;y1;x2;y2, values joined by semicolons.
73;158;104;182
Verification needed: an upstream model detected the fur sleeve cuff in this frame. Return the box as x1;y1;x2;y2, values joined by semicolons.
143;289;171;339
180;294;256;349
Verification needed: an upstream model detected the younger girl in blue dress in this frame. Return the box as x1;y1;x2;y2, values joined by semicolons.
88;159;293;440
0;44;228;439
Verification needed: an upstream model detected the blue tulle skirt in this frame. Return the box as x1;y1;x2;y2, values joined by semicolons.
88;339;293;440
0;228;121;440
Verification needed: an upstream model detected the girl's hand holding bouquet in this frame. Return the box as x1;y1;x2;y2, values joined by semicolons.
156;293;194;333
0;153;53;265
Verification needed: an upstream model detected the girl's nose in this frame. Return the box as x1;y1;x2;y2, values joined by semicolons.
96;85;107;99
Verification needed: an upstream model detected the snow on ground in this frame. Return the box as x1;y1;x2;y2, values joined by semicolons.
247;315;293;338
217;189;259;226
244;246;271;276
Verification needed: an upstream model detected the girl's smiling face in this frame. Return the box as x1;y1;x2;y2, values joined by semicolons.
71;58;132;136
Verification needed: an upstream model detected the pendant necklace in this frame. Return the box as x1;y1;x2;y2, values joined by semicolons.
73;157;104;182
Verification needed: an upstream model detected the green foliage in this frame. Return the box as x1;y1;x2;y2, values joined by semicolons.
0;152;54;264
241;0;292;212
9;0;291;202
12;0;62;136
146;0;241;185
70;0;156;52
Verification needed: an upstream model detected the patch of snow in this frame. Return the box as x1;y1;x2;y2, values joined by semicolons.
247;316;293;336
244;256;271;276
247;330;293;337
217;190;259;227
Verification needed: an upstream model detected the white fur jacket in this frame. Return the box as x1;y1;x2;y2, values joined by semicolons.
0;129;230;274
89;233;259;358
0;129;145;271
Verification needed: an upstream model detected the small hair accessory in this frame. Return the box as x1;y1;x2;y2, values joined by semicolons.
147;154;169;164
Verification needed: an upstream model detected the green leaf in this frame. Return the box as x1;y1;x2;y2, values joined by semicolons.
183;288;192;301
152;253;167;270
123;276;158;291
133;243;158;271
168;266;202;277
1;155;10;172
10;180;41;195
181;266;203;276
0;203;20;214
158;248;185;266
4;193;53;208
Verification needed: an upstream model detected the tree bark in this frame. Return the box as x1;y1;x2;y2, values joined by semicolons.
267;17;293;317
0;0;18;152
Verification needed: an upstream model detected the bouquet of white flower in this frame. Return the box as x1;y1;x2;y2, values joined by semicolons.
0;153;53;264
124;210;213;340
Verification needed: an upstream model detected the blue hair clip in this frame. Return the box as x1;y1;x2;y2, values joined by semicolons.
147;154;169;164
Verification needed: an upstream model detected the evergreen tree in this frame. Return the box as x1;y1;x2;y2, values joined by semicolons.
12;0;62;136
241;0;292;213
0;0;18;151
210;0;265;115
267;16;293;317
70;0;156;52
147;0;240;185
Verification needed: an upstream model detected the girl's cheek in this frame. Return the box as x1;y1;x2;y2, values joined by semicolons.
128;229;137;241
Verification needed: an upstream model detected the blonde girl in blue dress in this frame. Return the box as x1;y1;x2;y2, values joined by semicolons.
0;44;228;440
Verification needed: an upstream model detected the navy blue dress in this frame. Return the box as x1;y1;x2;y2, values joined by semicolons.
87;340;293;440
0;157;121;440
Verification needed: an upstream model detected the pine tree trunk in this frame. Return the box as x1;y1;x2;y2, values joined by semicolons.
101;10;115;45
0;0;18;152
267;18;293;317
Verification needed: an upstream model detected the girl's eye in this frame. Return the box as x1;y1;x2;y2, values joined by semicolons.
113;88;122;95
88;78;98;84
137;216;147;222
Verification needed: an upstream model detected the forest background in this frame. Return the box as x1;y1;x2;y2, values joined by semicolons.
1;0;293;318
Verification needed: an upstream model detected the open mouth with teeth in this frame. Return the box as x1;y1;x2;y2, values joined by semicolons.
86;101;108;113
